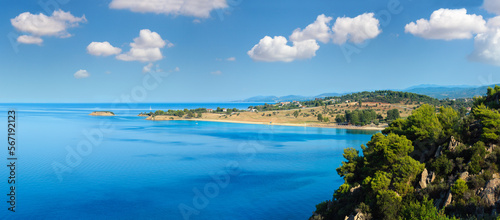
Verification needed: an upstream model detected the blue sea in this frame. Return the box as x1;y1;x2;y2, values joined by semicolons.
0;103;377;219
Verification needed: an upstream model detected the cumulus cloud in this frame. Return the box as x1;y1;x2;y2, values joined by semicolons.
87;41;122;56
17;35;43;45
248;13;382;62
247;36;320;62
11;9;86;44
484;0;500;15
109;0;228;18
469;16;500;66
116;29;170;62
404;8;487;40
331;13;381;44
290;14;333;43
74;69;90;79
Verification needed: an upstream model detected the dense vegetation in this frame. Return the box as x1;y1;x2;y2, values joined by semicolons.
312;86;500;219
324;90;473;110
247;91;473;116
140;107;243;118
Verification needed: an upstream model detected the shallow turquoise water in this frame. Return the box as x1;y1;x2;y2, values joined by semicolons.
0;103;377;219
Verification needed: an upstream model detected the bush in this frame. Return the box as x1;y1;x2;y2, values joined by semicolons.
451;179;468;198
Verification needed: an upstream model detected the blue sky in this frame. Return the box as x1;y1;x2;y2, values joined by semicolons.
2;0;500;102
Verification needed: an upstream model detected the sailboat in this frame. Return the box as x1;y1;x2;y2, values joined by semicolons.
149;106;152;111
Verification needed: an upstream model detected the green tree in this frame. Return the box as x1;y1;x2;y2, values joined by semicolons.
336;148;360;183
371;171;391;192
386;109;400;121
473;104;500;143
400;196;452;220
437;106;459;138
317;113;323;122
293;111;299;118
376;190;401;220
451;179;468;198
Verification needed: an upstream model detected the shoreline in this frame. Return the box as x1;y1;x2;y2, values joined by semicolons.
143;116;385;131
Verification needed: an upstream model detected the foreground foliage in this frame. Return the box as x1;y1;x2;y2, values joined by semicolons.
312;86;500;219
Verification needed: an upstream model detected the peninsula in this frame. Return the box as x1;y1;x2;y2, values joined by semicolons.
138;91;473;131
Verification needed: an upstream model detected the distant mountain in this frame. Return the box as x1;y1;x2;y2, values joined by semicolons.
403;84;495;99
234;84;500;102
235;93;345;103
403;84;475;91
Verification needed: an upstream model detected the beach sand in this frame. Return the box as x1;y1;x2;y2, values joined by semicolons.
142;107;388;131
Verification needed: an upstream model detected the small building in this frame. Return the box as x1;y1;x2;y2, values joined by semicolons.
222;108;227;112
207;109;213;112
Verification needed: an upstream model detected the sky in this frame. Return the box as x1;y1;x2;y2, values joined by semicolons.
2;0;500;102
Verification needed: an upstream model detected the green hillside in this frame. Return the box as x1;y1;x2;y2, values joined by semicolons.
312;86;500;219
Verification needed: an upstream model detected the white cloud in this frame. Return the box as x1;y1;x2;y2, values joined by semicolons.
116;29;170;62
332;13;381;44
17;35;43;45
74;69;90;79
87;41;122;56
248;13;382;62
247;36;319;62
405;8;487;40
484;0;500;15
174;67;180;71
193;19;202;24
226;57;236;61
109;0;228;18
11;10;86;44
470;16;500;66
290;14;333;43
211;70;222;75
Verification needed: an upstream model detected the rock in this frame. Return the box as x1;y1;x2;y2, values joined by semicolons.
448;136;459;152
493;173;500;179
459;171;469;181
479;177;500;207
434;145;443;158
344;212;365;220
350;185;361;193
310;214;323;220
444;190;453;207
427;172;436;184
419;169;429;189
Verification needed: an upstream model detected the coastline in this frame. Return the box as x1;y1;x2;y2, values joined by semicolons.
143;115;386;130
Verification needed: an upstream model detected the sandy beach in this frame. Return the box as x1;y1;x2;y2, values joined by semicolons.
142;114;386;130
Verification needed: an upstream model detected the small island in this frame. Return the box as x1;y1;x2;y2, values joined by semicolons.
89;111;115;116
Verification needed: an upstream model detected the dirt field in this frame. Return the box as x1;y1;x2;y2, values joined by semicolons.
142;102;418;130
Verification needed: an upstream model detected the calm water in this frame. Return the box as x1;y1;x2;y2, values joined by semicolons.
0;103;377;219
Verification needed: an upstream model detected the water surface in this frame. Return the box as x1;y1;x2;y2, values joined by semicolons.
0;103;377;219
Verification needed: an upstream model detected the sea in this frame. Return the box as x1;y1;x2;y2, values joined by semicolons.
0;103;377;219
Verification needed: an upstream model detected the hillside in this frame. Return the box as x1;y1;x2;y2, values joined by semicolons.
311;86;500;219
235;84;500;102
404;84;494;99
